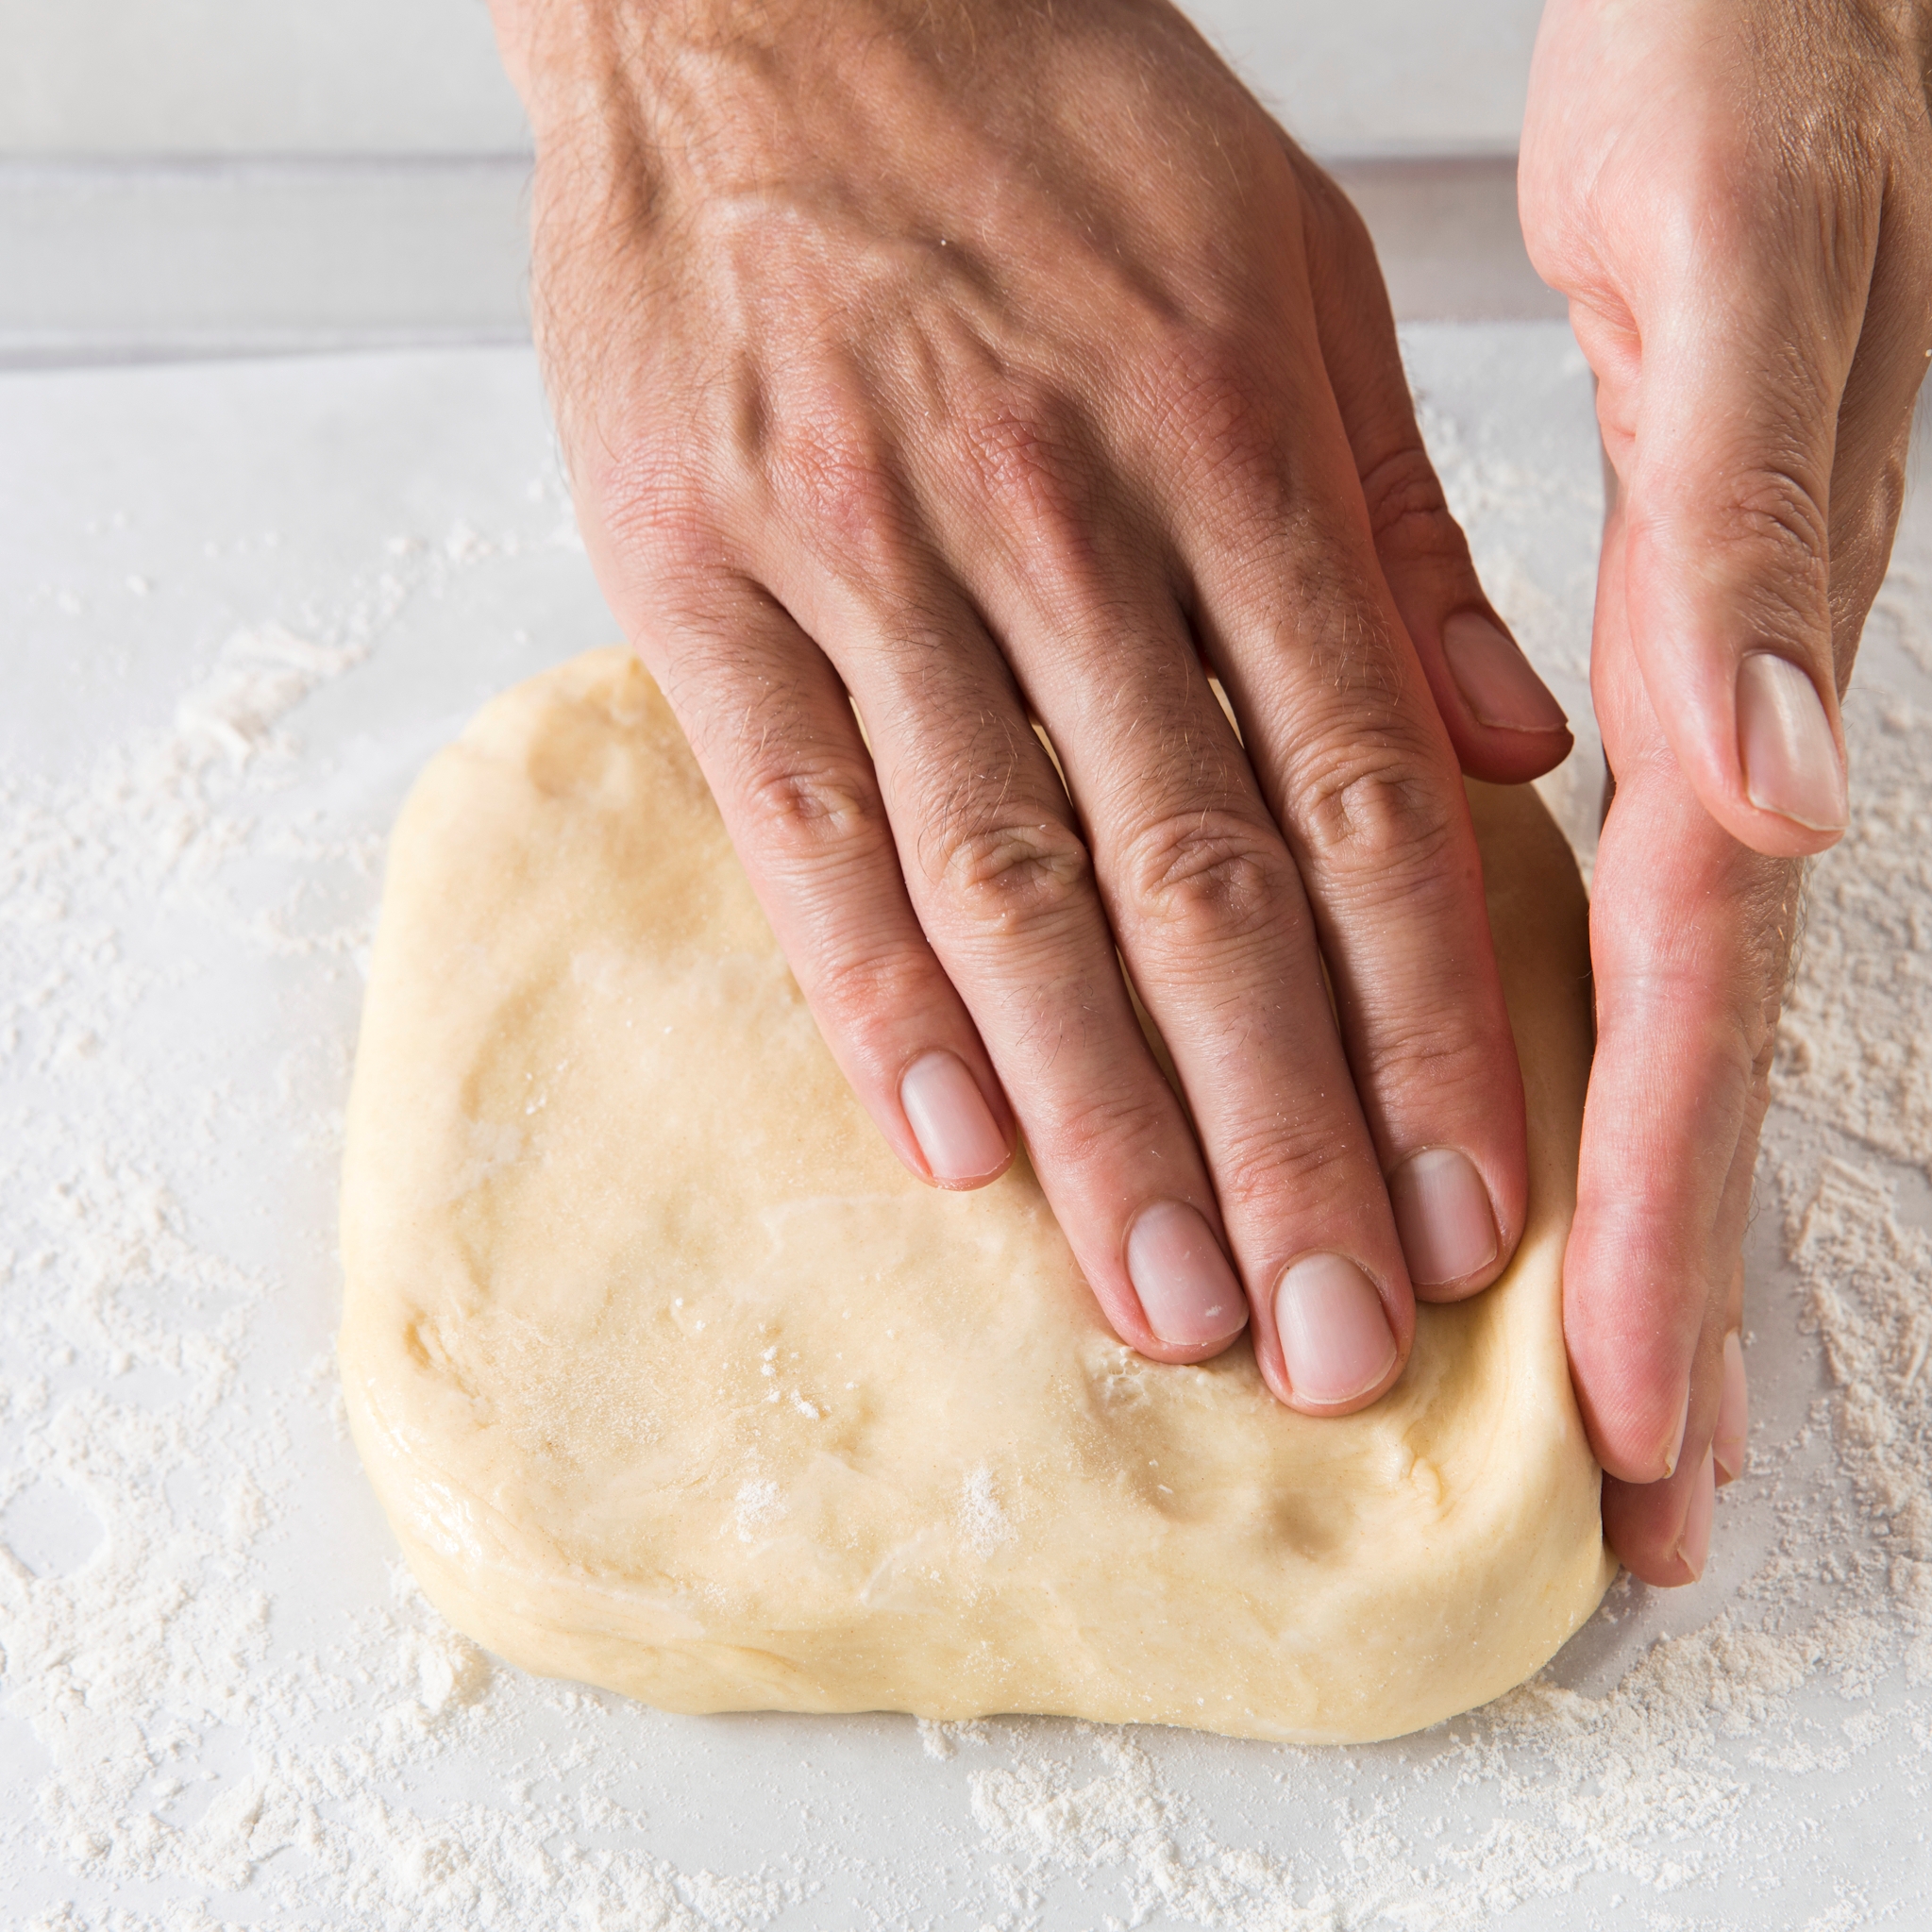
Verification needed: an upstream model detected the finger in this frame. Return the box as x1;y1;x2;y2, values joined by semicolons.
757;525;1254;1365
1607;201;1874;858
1604;1039;1766;1577
1289;148;1572;784
1602;1325;1723;1588
1599;1004;1770;1576
1567;524;1797;1508
916;413;1413;1413
1598;1078;1768;1582
634;576;1016;1191
1153;321;1529;1310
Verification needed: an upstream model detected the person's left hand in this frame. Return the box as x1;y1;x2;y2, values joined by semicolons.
1521;0;1932;1584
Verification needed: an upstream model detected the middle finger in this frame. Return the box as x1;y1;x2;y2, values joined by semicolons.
917;391;1419;1413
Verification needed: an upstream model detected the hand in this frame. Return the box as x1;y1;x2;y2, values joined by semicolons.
492;0;1574;1412
1521;0;1932;1580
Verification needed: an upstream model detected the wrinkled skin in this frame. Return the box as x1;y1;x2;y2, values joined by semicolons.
492;0;1932;1584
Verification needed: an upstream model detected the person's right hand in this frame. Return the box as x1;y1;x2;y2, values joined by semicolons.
490;0;1573;1414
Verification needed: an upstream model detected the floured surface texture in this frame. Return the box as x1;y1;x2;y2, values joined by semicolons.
11;338;1932;1929
339;647;1612;1743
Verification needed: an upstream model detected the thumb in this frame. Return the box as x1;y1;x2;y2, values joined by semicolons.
1614;244;1863;858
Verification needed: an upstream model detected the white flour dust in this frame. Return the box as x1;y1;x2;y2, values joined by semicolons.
3;337;1932;1928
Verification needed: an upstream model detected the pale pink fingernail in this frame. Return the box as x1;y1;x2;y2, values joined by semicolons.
1273;1253;1398;1407
1713;1332;1748;1485
1676;1448;1716;1582
1387;1147;1499;1287
1737;651;1847;834
1441;612;1570;733
1126;1201;1250;1348
1644;1371;1690;1478
899;1050;1009;1185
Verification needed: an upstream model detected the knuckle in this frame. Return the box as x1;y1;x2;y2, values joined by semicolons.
1355;445;1466;566
1145;330;1282;496
1595;860;1799;1089
1208;1119;1342;1228
740;755;884;864
808;934;938;1040
768;406;910;577
1116;808;1293;951
1039;1084;1180;1181
1719;466;1832;583
596;441;722;583
1292;738;1458;887
1356;1011;1504;1109
928;815;1093;929
954;382;1105;604
963;384;1081;523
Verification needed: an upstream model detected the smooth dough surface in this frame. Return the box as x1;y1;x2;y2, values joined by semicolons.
340;648;1614;1744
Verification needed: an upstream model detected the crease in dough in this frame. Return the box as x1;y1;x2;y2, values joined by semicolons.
340;648;1615;1744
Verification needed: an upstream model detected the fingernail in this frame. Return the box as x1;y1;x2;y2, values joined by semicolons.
1713;1332;1748;1485
1441;612;1570;734
1125;1201;1250;1348
1737;651;1848;833
1676;1448;1716;1582
1660;1380;1691;1480
899;1050;1009;1185
1273;1253;1398;1407
1387;1147;1499;1287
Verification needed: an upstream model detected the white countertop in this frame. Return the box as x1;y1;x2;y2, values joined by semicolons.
3;334;1930;1929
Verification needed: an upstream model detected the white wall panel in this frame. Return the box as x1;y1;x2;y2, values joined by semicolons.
0;0;1537;159
0;0;526;154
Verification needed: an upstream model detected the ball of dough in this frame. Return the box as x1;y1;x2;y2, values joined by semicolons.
339;648;1612;1744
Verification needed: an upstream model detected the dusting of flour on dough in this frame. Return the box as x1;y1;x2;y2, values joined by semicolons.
959;1465;1015;1558
734;1479;784;1543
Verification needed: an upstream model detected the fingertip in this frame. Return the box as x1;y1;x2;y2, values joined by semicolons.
1734;650;1849;848
1430;611;1573;784
1268;1252;1404;1416
1129;1328;1250;1369
899;1050;1013;1188
1713;1331;1748;1486
1124;1201;1251;1352
1441;612;1571;734
1461;725;1576;788
1578;1365;1690;1487
1601;1443;1717;1589
1388;1146;1506;1301
925;1156;1016;1192
1677;1448;1716;1581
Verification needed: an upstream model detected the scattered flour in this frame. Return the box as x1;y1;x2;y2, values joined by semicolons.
959;1465;1016;1558
3;337;1931;1929
174;627;369;764
733;1479;784;1543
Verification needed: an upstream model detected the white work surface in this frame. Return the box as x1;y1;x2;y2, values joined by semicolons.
4;334;1931;1928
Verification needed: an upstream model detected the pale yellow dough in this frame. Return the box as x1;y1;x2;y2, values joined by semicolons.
340;648;1614;1744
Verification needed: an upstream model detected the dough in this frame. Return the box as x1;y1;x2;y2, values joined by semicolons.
339;648;1613;1744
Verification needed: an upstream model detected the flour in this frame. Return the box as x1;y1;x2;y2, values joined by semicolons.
175;627;369;764
959;1465;1015;1558
734;1479;784;1542
4;336;1931;1929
